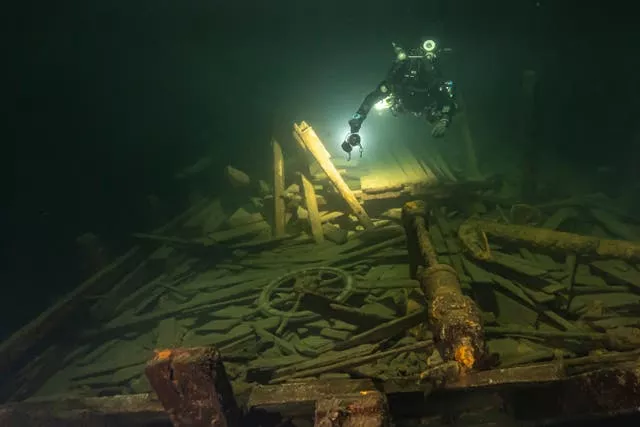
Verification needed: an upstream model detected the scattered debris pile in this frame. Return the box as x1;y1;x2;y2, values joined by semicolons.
2;122;640;426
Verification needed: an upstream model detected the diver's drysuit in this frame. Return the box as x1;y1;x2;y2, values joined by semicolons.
342;39;457;158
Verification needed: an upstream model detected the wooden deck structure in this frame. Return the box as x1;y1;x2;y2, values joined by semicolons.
1;122;640;426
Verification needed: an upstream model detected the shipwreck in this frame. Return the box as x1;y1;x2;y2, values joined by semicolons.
1;116;640;427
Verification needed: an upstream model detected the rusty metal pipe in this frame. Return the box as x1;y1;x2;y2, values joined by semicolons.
402;201;485;371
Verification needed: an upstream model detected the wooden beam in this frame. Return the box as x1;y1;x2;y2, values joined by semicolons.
0;247;144;380
293;121;373;229
248;378;377;414
145;347;240;427
299;173;324;243
455;93;482;179
0;393;167;426
272;138;287;237
315;391;389;427
0;197;213;396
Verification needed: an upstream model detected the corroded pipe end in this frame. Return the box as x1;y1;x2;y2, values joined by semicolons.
421;265;485;371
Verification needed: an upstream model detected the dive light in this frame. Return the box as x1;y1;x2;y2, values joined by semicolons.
341;133;362;160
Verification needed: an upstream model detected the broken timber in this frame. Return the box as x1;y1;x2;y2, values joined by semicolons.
459;218;640;262
249;362;640;424
293;121;374;229
402;200;485;370
0;393;167;426
300;172;324;243
272;138;287;237
4;361;640;425
0;197;212;400
0;247;144;382
145;347;240;427
314;390;389;427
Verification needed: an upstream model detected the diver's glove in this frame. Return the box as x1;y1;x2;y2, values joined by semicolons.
431;117;450;138
349;113;364;134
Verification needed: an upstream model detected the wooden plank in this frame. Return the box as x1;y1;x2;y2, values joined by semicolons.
273;138;287;237
145;347;240;427
0;247;143;379
0;393;167;426
248;378;376;416
315;391;388;427
0;197;220;395
294;121;374;229
300;173;324;243
270;341;433;384
332;309;426;351
209;220;271;243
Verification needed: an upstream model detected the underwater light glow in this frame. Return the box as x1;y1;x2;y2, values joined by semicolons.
374;96;393;111
422;39;437;52
330;122;372;160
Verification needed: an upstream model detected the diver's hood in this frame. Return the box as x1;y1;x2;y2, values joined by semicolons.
393;39;439;61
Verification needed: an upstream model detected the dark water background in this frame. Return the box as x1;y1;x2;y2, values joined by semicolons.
2;0;638;340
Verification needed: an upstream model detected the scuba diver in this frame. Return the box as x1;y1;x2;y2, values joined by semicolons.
342;38;457;159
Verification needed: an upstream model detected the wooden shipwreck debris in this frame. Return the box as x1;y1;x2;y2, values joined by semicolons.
269;341;432;384
225;165;251;188
300;172;324;243
8;116;640;427
459;218;640;262
331;309;427;351
248;378;377;416
298;290;395;329
145;347;240;427
272;138;287;237
293;121;374;229
266;344;376;379
402;200;485;371
183;198;227;236
314;390;389;427
323;223;349;244
0;247;145;382
0;393;167;426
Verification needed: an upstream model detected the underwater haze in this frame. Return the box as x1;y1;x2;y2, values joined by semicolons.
3;0;639;341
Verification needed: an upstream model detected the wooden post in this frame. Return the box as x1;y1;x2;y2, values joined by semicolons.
272;138;286;237
293;121;374;229
145;347;240;427
300;173;324;243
